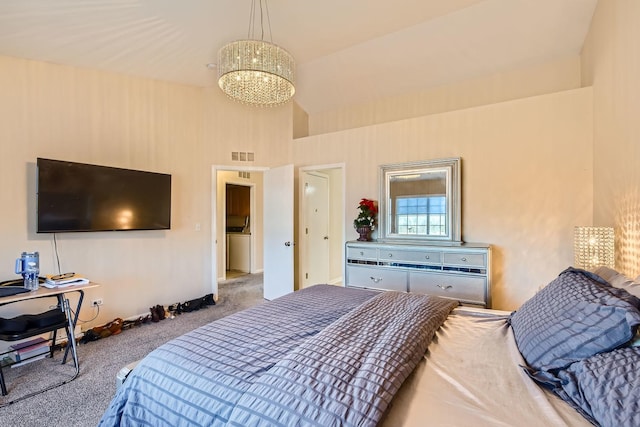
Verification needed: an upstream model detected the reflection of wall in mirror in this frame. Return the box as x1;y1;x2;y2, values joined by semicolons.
389;173;446;197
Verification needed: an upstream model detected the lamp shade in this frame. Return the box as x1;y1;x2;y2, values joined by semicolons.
217;40;295;106
574;226;615;270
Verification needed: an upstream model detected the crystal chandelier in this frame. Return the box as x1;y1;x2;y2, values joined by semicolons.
217;0;295;107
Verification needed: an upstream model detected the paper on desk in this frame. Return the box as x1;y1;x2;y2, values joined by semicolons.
43;277;89;288
45;273;83;284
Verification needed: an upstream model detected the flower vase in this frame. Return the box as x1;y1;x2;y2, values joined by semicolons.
356;226;372;241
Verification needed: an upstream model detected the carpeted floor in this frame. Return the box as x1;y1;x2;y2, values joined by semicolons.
0;274;264;427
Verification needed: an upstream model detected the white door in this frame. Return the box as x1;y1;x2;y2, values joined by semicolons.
303;172;330;287
263;164;294;300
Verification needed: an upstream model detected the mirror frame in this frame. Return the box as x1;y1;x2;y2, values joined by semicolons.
378;157;461;244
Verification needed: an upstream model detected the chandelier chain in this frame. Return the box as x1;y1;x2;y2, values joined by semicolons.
247;0;273;43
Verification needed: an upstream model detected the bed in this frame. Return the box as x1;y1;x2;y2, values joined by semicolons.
100;267;640;427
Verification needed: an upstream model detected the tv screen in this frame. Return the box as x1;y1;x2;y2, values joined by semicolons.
37;158;171;233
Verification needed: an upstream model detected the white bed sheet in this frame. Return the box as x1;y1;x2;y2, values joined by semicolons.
381;307;592;427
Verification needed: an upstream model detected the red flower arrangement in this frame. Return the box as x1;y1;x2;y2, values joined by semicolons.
353;198;378;230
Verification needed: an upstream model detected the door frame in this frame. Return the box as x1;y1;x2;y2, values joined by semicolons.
211;165;268;300
298;163;346;288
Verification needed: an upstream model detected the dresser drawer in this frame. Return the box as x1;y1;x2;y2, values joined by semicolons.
346;265;407;292
378;249;442;265
443;252;486;268
346;246;378;261
409;271;486;306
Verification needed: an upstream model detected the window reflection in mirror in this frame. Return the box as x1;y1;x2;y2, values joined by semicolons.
391;171;447;236
380;158;461;244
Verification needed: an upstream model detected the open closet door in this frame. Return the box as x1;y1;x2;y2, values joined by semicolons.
263;164;294;300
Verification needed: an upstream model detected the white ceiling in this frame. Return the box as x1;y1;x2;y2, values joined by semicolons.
0;0;598;114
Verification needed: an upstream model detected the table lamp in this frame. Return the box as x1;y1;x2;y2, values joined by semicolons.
574;226;615;270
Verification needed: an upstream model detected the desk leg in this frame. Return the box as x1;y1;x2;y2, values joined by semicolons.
61;298;79;375
0;360;6;396
61;290;84;365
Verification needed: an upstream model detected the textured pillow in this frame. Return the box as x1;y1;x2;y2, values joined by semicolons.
509;267;640;372
555;347;640;427
592;266;640;298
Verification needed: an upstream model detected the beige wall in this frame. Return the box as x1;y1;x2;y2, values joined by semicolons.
0;55;292;325
295;88;593;310
308;56;581;136
581;0;640;278
292;101;309;139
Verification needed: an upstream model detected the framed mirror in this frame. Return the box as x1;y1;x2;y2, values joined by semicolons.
379;158;461;244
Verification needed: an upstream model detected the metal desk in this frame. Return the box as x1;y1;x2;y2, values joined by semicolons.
0;282;98;404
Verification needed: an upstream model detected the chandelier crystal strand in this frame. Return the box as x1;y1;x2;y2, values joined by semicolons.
217;0;295;107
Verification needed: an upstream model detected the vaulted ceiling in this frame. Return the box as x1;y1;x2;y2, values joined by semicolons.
0;0;598;113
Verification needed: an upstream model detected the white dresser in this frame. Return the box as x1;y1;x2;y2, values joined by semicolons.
345;241;492;308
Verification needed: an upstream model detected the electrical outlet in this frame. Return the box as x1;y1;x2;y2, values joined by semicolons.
92;298;104;306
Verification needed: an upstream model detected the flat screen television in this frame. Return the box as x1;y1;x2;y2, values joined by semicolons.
37;158;171;233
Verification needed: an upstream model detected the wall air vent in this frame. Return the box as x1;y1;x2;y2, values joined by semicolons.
231;152;255;162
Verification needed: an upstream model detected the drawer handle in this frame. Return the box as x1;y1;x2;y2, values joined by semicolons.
360;251;364;256
425;255;430;260
460;257;467;262
388;253;393;258
370;277;382;284
437;284;453;290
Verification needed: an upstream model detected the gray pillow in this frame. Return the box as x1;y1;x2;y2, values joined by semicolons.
555;347;640;427
509;267;640;372
592;265;640;298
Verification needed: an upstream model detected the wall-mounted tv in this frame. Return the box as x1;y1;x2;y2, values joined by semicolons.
37;158;171;233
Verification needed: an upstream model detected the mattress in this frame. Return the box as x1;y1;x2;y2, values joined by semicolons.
381;307;592;427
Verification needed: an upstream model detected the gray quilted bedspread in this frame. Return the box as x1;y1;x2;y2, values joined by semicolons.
99;285;457;427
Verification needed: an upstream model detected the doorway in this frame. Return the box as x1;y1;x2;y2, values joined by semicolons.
211;165;294;301
216;170;260;282
225;183;251;279
299;164;345;288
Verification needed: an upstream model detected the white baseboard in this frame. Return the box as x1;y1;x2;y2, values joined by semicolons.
220;269;263;281
123;311;153;322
